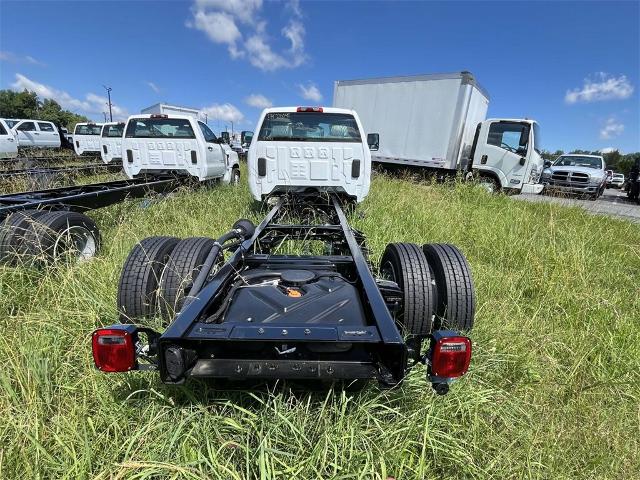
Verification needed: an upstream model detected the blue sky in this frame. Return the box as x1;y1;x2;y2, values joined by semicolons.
0;0;638;153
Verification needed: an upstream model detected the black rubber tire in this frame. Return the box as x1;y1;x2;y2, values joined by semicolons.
231;167;240;185
0;210;49;265
22;211;100;264
158;237;216;321
477;174;501;193
117;236;180;322
422;244;475;331
380;243;434;336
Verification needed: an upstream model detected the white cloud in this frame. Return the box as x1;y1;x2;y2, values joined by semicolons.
146;81;161;93
599;147;622;154
201;103;244;123
599;117;624;139
0;51;45;66
298;83;323;103
188;0;307;71
245;93;272;108
11;74;129;120
565;73;634;104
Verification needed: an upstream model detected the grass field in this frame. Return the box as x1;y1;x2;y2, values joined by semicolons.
1;169;639;479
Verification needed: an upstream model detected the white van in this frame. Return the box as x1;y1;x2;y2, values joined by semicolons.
11;119;61;148
0;119;18;159
122;114;240;183
248;107;374;203
100;122;124;163
73;123;103;155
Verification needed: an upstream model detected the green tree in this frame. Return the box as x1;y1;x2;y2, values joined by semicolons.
0;89;88;130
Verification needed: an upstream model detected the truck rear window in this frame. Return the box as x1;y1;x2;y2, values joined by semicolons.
125;118;196;139
257;112;361;142
102;124;124;137
75;125;102;135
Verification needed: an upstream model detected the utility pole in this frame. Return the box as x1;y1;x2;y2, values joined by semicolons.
103;85;113;122
102;112;107;122
231;121;234;137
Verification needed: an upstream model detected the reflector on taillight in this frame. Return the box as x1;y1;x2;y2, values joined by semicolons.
431;335;471;378
296;107;323;112
92;328;136;372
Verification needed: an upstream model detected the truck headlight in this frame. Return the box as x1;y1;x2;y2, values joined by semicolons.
541;170;551;180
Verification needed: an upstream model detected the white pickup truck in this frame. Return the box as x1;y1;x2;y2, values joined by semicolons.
73;122;104;155
122;114;240;183
100;122;124;163
11;119;61;149
248;106;375;202
0;119;18;158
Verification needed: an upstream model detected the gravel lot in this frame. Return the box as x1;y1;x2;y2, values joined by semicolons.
515;188;640;223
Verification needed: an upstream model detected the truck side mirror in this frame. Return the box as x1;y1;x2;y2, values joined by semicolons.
544;160;552;168
519;127;529;147
367;133;379;151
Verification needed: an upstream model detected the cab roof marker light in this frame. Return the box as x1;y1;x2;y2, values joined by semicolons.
296;107;323;113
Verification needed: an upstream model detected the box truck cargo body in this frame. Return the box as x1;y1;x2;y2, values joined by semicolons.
333;72;544;193
141;103;202;120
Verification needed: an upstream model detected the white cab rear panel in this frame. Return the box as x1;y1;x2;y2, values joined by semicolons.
121;115;234;181
248;107;371;202
73;123;104;155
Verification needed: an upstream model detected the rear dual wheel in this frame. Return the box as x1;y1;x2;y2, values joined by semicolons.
0;210;100;266
380;242;475;336
118;236;220;324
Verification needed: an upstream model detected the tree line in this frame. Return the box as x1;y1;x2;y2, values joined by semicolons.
0;89;89;131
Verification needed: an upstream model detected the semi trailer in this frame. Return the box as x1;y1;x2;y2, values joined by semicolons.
333;71;544;194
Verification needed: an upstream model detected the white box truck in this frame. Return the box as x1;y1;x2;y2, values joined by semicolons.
333;72;544;194
141;103;203;121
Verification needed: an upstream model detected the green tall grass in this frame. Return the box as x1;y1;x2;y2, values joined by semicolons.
1;170;638;479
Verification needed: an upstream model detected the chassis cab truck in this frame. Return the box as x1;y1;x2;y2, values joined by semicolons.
11;119;61;149
92;106;476;394
73;122;104;155
248;107;372;202
122;114;240;183
99;122;124;163
333;72;544;194
0;119;18;159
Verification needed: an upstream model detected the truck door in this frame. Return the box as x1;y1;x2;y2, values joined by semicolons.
473;120;530;190
37;122;60;147
14;121;38;147
198;121;226;177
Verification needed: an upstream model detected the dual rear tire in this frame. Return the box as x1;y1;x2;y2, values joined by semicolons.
117;236;219;323
380;242;475;336
0;209;100;266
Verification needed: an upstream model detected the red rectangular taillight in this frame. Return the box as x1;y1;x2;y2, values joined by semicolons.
431;336;471;378
296;107;323;112
92;328;136;372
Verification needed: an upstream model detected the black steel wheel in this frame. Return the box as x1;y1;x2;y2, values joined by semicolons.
22;211;100;264
117;236;180;322
422;243;475;331
0;209;47;265
158;236;217;322
380;242;434;336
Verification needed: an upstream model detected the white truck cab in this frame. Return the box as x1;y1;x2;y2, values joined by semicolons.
0;119;18;159
248;107;375;203
471;119;544;194
73;122;104;155
99;122;125;163
12;119;61;149
121;114;240;183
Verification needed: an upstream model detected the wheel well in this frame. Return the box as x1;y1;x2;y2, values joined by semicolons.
476;171;502;190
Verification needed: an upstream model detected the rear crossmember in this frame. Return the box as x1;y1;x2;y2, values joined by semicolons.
93;194;473;393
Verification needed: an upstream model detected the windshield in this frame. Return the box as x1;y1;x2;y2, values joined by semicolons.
102;124;124;137
258;112;361;142
75;124;102;135
5;119;19;128
125;118;195;139
554;155;602;169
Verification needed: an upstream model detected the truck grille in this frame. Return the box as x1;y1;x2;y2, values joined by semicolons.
551;171;589;183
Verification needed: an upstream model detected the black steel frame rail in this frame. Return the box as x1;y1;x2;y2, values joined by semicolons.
0;176;180;220
0;163;121;179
